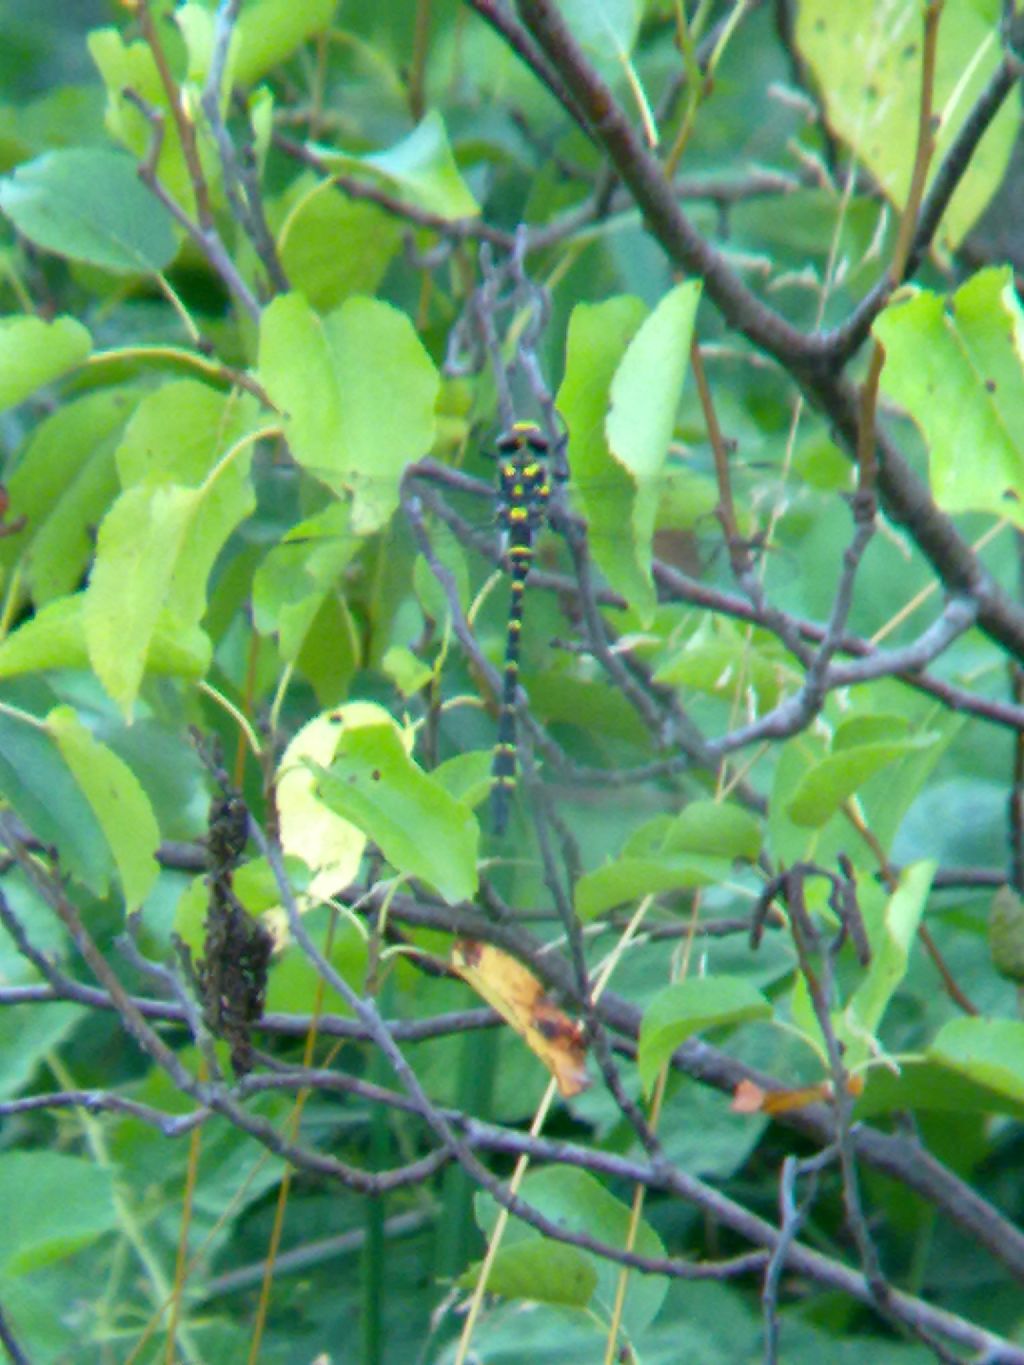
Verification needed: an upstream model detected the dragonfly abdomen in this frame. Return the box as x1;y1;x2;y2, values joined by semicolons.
490;423;550;835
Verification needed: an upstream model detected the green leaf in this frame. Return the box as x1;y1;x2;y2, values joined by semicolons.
252;501;364;664
0;710;109;893
0;148;177;272
232;0;337;85
557;282;700;622
115;381;259;624
432;750;492;809
0;1151;116;1275
258;292;439;532
768;729;906;872
560;0;642;79
83;382;257;714
46;706;160;910
84;483;200;717
601;280;700;620
770;695;961;867
556;295;648;606
874;268;1024;523
0;1277;78;1361
607;282;701;485
0;595;210;683
381;644;434;698
838;860;935;1069
638;978;772;1094
786;736;938;828
929;1017;1024;1106
476;1168;668;1336
658;1074;768;1181
559;0;654;139
263;908;369;1017
989;885;1024;983
314;712;479;903
0;1003;84;1102
0;314;91;413
831;712;911;750
87;28;197;214
574;854;730;921
114;380;258;490
171;3;216;84
660;799;762;861
0;387;129;604
276;708;373;904
171;874;208;959
459;1239;597;1307
311;111;479;219
654;627;800;709
437;1302;608;1360
857;1056;1024;1121
858;710;961;855
796;0;1018;247
276;179;403;312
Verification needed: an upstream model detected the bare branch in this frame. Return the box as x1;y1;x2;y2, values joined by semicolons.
512;0;831;371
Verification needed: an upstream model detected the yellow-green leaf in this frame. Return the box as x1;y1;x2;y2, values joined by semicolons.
638;978;772;1094
276;707;381;905
84;484;199;717
258;292;439;533
797;0;1018;248
310;111;479;220
786;736;938;828
45;706;160;910
0;314;91;413
315;713;478;904
875;268;1024;523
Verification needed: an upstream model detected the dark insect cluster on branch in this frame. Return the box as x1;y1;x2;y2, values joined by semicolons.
194;765;273;1077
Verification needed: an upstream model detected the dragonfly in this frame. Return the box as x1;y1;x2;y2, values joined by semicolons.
489;420;553;835
245;433;791;832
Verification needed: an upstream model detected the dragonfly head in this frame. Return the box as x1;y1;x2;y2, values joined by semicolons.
495;421;549;457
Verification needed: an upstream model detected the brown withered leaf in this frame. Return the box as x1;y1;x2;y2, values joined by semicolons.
451;939;590;1097
731;1074;864;1116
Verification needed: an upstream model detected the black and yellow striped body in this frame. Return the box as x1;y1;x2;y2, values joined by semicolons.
491;423;550;834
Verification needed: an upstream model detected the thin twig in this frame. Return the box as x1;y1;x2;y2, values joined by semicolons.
137;1;213;226
0;1299;31;1365
762;1147;838;1365
767;868;964;1360
124;88;262;321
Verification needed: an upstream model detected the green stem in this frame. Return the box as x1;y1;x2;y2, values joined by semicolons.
433;1029;496;1280
45;1051;204;1365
